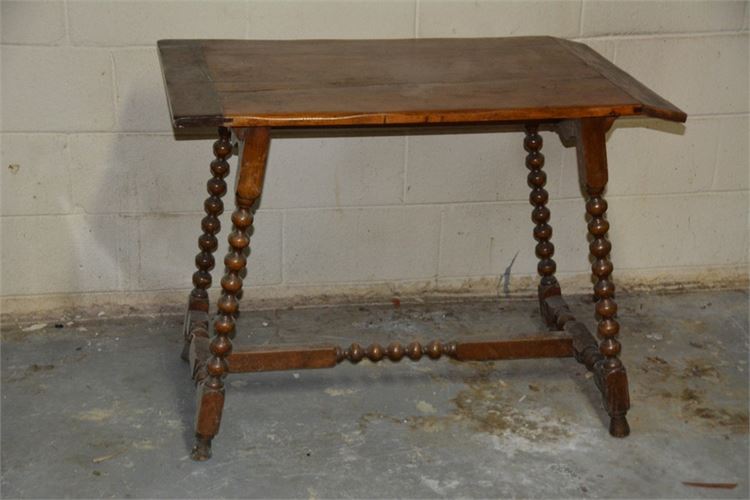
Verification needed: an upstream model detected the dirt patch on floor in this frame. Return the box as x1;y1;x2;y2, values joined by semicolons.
637;356;748;434
639;356;673;380
681;359;721;382
358;362;571;442
449;363;571;441
639;355;724;383
686;407;749;433
676;387;749;434
4;363;55;383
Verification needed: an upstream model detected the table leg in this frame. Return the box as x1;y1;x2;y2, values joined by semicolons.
192;127;270;461
524;124;562;325
181;127;232;361
576;118;631;437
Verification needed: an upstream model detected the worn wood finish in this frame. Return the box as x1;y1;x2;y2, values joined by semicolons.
452;337;573;361
555;39;686;123
158;37;687;128
160;37;686;460
181;308;209;362
191;127;270;461
524;123;564;326
365;336;569;363
235;127;270;204
558;117;631;437
218;336;573;373
566;320;630;435
181;127;232;361
541;294;576;331
226;346;339;373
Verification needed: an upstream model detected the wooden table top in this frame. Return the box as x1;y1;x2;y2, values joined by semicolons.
157;37;686;129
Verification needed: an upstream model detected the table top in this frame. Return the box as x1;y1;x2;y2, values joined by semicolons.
157;37;686;129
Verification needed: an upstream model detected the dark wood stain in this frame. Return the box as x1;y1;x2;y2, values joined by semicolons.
158;37;687;460
158;37;686;128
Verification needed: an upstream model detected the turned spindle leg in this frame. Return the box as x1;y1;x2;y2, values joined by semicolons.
192;127;270;461
573;117;630;437
586;187;629;437
182;127;232;361
524;124;561;325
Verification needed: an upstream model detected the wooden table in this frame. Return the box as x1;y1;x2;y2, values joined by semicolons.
157;37;686;461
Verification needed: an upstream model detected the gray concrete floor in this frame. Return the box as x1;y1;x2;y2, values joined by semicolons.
1;290;748;499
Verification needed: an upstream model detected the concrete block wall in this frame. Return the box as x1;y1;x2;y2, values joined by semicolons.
1;0;748;314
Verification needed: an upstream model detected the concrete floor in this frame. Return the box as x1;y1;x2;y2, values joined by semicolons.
1;290;748;498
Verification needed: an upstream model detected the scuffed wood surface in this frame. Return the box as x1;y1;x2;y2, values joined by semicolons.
158;37;687;128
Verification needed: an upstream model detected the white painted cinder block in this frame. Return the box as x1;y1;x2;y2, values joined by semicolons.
406;131;563;203
418;0;580;38
439;191;750;282
68;134;214;215
581;0;747;36
68;1;246;46
579;39;615;61
0;134;73;216
0;0;746;306
112;49;173;132
0;214;135;295
261;136;405;209
614;35;749;116
559;117;720;198
0;47;115;132
439;201;538;279
608;192;749;269
135;209;283;291
284;206;441;284
1;0;66;45
713;114;750;191
246;0;416;39
439;199;590;279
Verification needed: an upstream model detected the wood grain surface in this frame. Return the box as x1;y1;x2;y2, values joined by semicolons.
158;37;687;128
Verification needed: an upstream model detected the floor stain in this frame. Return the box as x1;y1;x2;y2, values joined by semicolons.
357;412;404;433
681;359;721;381
637;367;748;434
76;407;116;422
324;388;358;397
449;363;570;441
639;355;723;383
686;407;749;433
4;363;55;383
416;400;437;414
358;362;570;442
639;356;672;379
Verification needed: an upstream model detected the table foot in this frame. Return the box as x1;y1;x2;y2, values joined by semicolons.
191;434;213;461
599;360;631;437
567;319;631;437
609;414;630;438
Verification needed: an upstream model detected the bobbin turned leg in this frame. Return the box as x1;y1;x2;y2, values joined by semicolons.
573;117;630;437
524;124;563;327
587;187;630;437
192;127;270;461
181;127;232;361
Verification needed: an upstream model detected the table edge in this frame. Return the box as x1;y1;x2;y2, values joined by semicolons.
157;37;688;129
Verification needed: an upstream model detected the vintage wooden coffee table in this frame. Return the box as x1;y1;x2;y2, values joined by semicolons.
157;37;686;460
